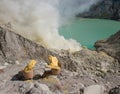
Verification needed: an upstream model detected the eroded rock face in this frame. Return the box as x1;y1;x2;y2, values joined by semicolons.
95;30;120;63
78;0;120;21
0;26;52;65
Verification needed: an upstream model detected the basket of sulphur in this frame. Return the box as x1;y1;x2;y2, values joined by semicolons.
22;60;37;80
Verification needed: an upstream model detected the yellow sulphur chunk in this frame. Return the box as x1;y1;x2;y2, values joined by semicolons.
24;60;36;72
47;55;60;70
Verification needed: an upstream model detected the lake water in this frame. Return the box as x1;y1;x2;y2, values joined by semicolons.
59;18;120;49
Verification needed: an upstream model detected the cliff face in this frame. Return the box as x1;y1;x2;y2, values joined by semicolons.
0;26;53;65
95;30;120;63
78;0;120;20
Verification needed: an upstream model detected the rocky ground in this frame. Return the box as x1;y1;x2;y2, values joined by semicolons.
95;30;120;63
0;25;120;94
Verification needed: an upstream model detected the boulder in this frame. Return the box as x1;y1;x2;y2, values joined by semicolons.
84;85;104;94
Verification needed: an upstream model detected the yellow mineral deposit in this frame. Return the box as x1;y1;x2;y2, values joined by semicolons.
47;55;60;70
23;60;37;73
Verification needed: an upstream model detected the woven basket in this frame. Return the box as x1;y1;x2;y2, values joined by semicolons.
23;69;34;80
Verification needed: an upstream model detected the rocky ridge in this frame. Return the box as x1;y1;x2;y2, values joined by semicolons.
0;26;120;94
78;0;120;21
95;30;120;63
0;25;53;66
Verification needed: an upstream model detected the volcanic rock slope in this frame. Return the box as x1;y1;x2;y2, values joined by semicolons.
78;0;120;21
95;30;120;63
0;26;120;94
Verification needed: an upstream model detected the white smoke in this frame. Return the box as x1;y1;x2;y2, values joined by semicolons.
58;0;101;20
0;0;101;52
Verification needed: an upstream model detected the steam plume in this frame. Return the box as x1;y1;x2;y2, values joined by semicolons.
0;0;101;52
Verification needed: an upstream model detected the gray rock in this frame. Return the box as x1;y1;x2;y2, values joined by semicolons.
78;0;120;20
0;66;6;69
69;49;119;76
84;85;104;94
19;82;34;94
109;85;120;94
95;30;120;63
0;26;53;65
29;83;54;94
78;0;120;21
34;83;50;91
0;24;120;94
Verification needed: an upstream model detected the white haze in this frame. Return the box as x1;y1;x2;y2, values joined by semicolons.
0;0;101;52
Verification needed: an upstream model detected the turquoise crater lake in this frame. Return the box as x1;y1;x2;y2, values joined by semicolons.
59;18;120;49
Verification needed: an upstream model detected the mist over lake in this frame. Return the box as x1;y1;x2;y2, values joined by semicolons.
59;18;120;49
